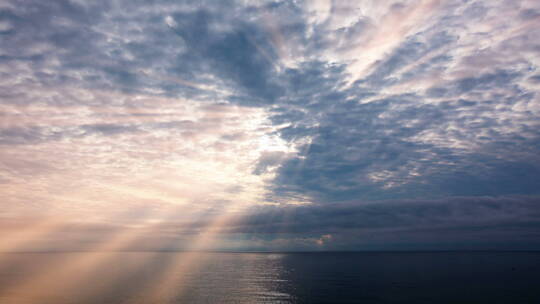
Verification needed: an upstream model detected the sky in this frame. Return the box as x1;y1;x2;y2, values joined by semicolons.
1;0;540;251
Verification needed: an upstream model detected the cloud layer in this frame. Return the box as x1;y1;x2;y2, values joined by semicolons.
1;0;540;250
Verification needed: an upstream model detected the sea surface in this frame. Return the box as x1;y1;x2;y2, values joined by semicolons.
0;251;539;303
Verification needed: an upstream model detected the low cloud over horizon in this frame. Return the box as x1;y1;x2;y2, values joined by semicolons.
1;0;540;251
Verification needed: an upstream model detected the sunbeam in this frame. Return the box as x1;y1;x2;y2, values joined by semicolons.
2;0;540;302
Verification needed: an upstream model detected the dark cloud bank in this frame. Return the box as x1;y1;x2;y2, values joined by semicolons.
231;195;540;250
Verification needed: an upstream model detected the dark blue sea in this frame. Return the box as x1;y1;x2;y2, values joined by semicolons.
0;251;539;303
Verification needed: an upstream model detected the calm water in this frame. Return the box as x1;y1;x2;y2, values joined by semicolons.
0;251;539;303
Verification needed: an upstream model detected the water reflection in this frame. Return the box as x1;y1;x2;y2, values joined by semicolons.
168;253;294;304
0;252;295;304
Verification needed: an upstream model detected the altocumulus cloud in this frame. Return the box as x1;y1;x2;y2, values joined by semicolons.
1;0;540;250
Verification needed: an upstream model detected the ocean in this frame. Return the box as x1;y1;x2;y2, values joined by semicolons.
0;251;539;303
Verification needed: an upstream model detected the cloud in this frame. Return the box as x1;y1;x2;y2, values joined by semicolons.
7;194;536;251
223;195;540;250
256;0;540;203
1;0;540;250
